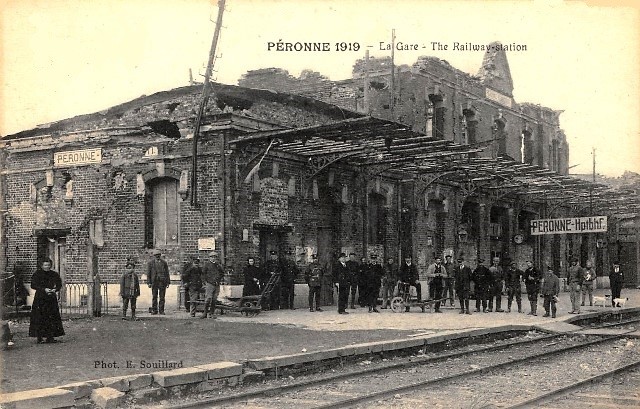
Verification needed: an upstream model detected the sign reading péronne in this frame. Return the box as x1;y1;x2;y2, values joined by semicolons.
531;216;608;235
54;148;102;167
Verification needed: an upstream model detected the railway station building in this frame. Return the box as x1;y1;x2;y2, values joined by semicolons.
1;44;638;308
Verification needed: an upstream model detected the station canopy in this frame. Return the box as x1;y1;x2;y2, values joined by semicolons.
230;116;640;217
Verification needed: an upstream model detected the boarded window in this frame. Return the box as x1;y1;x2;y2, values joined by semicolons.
146;178;179;247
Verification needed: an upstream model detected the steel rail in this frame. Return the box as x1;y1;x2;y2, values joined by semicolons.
169;316;640;409
505;359;640;409
315;334;635;409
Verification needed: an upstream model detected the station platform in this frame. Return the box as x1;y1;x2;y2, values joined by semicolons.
1;289;639;408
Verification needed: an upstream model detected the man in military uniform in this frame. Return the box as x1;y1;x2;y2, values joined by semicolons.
381;257;397;309
505;261;523;313
541;265;560;318
472;258;491;312
280;250;298;309
263;251;282;310
567;257;583;314
524;260;541;316
305;254;324;312
357;256;369;307
366;254;383;313
454;256;472;314
334;253;350;314
488;257;505;312
346;253;360;309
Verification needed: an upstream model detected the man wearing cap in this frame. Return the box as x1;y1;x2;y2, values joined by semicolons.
182;258;203;317
147;250;170;315
524;260;541;316
472;258;491;312
426;256;446;312
200;252;225;319
442;254;456;307
357;256;369;307
567;258;583;314
365;254;383;313
280;250;298;310
610;261;624;307
581;261;596;307
263;251;282;310
381;257;397;309
541;265;560;318
454;256;472;314
398;255;421;312
334;253;350;314
505;261;523;313
488;257;505;312
346;253;360;309
305;254;324;312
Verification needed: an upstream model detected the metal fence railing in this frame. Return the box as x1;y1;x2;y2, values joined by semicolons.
59;283;109;318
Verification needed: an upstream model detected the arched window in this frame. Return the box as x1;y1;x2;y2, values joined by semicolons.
145;178;180;247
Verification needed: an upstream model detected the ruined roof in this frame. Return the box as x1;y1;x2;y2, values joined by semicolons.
2;83;362;140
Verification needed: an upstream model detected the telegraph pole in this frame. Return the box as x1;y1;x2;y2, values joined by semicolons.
390;29;396;120
191;0;226;207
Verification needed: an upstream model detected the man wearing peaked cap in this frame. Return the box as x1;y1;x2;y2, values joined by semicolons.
365;254;383;313
334;253;350;314
147;249;169;315
454;256;472;314
280;249;298;310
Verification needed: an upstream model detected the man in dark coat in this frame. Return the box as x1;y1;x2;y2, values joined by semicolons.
242;257;262;297
201;252;225;319
488;257;505;312
305;254;324;312
524;260;541;316
398;255;421;311
366;254;383;313
381;257;396;309
454;256;472;314
357;257;368;307
182;258;203;317
610;261;624;306
29;258;65;344
280;251;298;309
505;261;523;313
263;251;282;310
147;249;170;315
334;253;350;314
472;258;491;312
346;253;359;309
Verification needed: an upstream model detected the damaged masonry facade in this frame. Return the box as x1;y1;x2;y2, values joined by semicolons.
1;44;638;295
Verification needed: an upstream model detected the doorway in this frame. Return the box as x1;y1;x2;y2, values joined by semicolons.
37;235;67;304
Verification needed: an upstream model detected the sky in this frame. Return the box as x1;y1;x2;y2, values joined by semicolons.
1;0;639;177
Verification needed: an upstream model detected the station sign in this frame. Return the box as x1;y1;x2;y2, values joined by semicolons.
54;148;102;167
198;237;216;251
530;216;607;235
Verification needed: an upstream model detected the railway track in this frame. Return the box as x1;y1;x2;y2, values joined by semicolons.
166;317;640;409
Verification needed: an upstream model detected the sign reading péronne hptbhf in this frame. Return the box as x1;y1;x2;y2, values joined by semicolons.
54;148;102;167
530;216;608;235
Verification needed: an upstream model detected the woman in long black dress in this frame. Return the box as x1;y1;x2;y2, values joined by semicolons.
242;257;262;297
29;258;65;344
